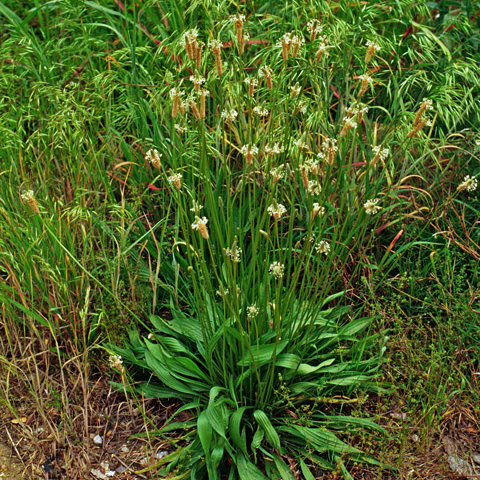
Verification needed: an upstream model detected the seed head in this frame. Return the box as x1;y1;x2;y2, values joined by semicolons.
240;144;259;164
315;38;328;62
265;142;284;156
321;138;338;165
340;117;358;138
182;29;199;61
269;261;285;279
365;40;380;63
209;39;223;76
190;200;203;214
244;76;258;97
253;105;269;117
279;33;292;60
191;216;209;239
291;34;303;57
167;172;182;190
315;240;330;255
414;98;433;126
146;149;162;169
290;83;301;98
358;73;373;97
189;71;205;91
221;108;238;123
259;66;273;90
21;190;40;214
270;164;285;182
247;305;259;319
312;202;325;220
307;180;321;195
370;146;389;167
108;354;123;371
363;198;381;215
306;19;322;42
457;175;478;193
267;200;287;221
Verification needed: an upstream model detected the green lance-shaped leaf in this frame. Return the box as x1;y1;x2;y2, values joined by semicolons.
253;410;281;451
235;454;269;480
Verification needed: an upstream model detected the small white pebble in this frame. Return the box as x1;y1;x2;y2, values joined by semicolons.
411;434;419;442
155;451;168;460
93;434;103;445
120;445;129;453
91;469;109;479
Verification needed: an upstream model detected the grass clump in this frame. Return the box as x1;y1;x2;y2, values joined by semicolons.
0;0;479;478
108;7;476;478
